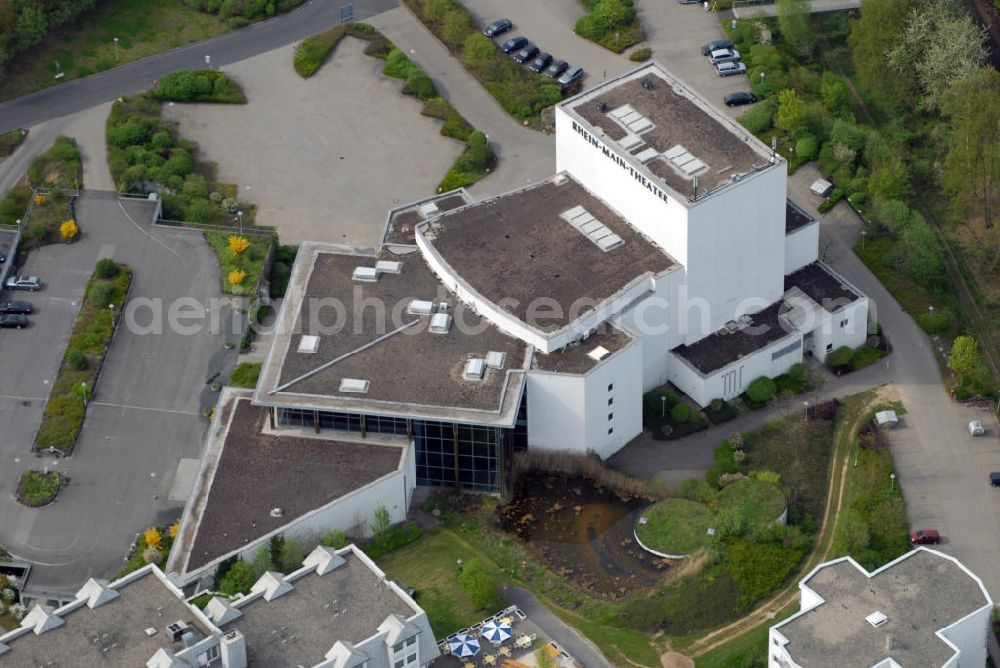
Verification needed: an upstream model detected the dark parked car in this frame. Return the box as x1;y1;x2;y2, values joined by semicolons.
716;62;747;77
0;301;32;315
501;35;528;54
483;19;512;38
724;91;757;107
0;314;27;329
5;275;41;291
990;472;1000;486
558;65;585;86
910;529;941;545
701;39;733;56
512;42;539;64
545;59;569;79
529;52;552;73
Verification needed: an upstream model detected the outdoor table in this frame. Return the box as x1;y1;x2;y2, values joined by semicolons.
499;646;512;657
484;654;497;665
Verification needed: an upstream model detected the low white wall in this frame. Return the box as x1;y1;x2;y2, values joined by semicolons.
809;298;869;363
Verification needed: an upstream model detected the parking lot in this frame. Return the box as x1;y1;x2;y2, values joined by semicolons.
162;38;462;245
0;193;237;592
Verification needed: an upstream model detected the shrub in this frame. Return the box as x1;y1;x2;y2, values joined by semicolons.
294;26;346;77
403;71;438;100
95;258;119;279
917;309;950;335
707;440;741;487
218;561;256;595
670;403;692;424
320;529;348;549
383;49;417;79
66;349;87;371
788;362;808;384
825;345;854;368
739;99;776;135
795;133;819;160
229;362;262;388
745;377;777;404
750;469;781;485
728;539;808;609
629;47;652;62
88;281;117;308
151;70;246;104
59;219;79;240
457;558;500;610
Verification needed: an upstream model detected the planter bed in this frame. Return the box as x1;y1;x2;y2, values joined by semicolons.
16;470;67;507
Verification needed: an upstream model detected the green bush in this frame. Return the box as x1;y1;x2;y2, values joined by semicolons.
575;0;642;52
151;70;246;104
365;523;423;559
66;349;88;371
629;47;652;62
670;403;692;424
94;258;119;279
745;377;776;404
320;529;348;549
795;133;819;160
739;99;776;135
707;439;742;487
218;560;256;595
675;478;718;506
403;71;438;100
917;309;950;335
27;136;81;188
728;539;807;609
383;49;417;79
457;558;501;610
788;362;808;385
88;281;118;308
825;345;854;368
294;26;346;77
0;184;33;225
850;345;887;370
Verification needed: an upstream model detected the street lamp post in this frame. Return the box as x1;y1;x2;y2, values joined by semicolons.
860;229;866;251
890;472;896;492
661;395;666;418
80;382;88;407
113;37;119;62
803;400;809;422
237;210;244;234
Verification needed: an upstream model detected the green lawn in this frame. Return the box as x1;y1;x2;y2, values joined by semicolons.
228;362;262;389
635;498;715;555
694;601;797;667
0;129;26;158
0;0;229;103
376;528;501;637
718;480;786;527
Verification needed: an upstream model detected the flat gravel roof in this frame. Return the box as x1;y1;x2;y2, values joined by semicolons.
785;262;858;312
672;301;795;375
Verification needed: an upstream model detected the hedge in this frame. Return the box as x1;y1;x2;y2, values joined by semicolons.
35;262;132;453
745;376;776;404
294;26;347;77
150;70;246;104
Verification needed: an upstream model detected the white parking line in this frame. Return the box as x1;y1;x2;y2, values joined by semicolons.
90;401;201;416
0;394;48;402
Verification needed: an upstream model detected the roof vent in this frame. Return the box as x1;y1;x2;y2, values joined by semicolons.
298;335;320;354
619;134;645;152
485;351;506;369
408;299;435;315
560;206;624;252
552;174;569;186
641;77;655;90
724;320;739;332
866;611;888;628
144;627;158;637
429;313;452;334
270;507;283;518
665;144;708;177
339;378;370;393
352;266;378;282
464;358;486;380
166;621;190;642
375;260;402;274
587;346;610;361
418;201;440;218
738;314;753;326
597;101;608;113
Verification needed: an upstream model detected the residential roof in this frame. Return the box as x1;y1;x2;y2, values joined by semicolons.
0;568;215;667
256;242;528;425
224;551;416;667
786;199;815;234
566;62;776;202
420;175;676;330
181;397;405;572
785;262;859;313
532;324;634;374
774;549;992;668
672;301;796;375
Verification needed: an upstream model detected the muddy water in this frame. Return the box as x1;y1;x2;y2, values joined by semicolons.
498;471;669;599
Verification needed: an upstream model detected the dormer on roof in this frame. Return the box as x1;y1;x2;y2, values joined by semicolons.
76;578;121;609
378;613;420;646
304;545;348;576
146;647;188;668
21;604;65;635
325;640;370;668
250;571;294;601
205;596;243;625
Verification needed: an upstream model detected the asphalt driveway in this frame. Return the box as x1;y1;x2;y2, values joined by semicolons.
0;193;237;593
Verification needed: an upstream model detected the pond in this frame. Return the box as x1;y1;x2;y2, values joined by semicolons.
497;470;668;599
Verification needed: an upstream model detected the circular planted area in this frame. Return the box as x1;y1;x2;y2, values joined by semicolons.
719;479;787;527
635;498;715;557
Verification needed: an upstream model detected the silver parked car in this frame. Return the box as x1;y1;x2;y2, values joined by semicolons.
709;48;741;65
5;275;41;291
716;62;747;77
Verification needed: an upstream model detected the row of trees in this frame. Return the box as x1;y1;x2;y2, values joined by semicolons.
0;0;99;84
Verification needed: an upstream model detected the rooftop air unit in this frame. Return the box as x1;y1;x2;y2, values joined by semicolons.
166;621;190;642
464;358;486;380
352;266;378;282
339;378;370;394
429;313;452;334
408;300;435;316
375;260;402;274
866;611;888;628
485;351;506;369
418;201;440;217
724;320;739;333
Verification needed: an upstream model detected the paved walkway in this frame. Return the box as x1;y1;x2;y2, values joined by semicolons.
732;0;861;19
503;586;613;668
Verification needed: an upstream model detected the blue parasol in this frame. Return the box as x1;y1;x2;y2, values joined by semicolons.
448;633;481;658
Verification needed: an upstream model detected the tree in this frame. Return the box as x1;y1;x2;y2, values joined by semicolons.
441;9;471;47
592;0;634;33
776;0;812;57
819;72;851;117
942;69;1000;228
849;0;921;109
775;89;805;135
268;534;285;569
370;504;391;539
462;33;498;79
457;558;498;609
867;155;910;202
422;0;454;23
218;560;257;595
252;546;273;577
886;1;988;111
279;538;305;572
949;336;984;388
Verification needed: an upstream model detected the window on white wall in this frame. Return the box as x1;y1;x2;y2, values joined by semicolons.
826;343;833;352
840;319;849;328
608;397;613;406
608;413;613;421
608;427;614;435
607;383;614;392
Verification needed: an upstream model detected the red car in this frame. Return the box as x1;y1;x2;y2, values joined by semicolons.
910;529;940;545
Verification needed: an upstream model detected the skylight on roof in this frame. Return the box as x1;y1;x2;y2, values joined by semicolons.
339;378;370;393
376;260;402;274
408;299;435;315
665;144;709;177
865;611;888;628
298;335;320;354
352;266;378;282
559;206;624;252
609;104;654;135
587;346;610;361
485;351;506;368
429;313;452;334
464;358;486;380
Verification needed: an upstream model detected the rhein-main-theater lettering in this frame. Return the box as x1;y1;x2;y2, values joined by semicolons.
571;120;671;205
